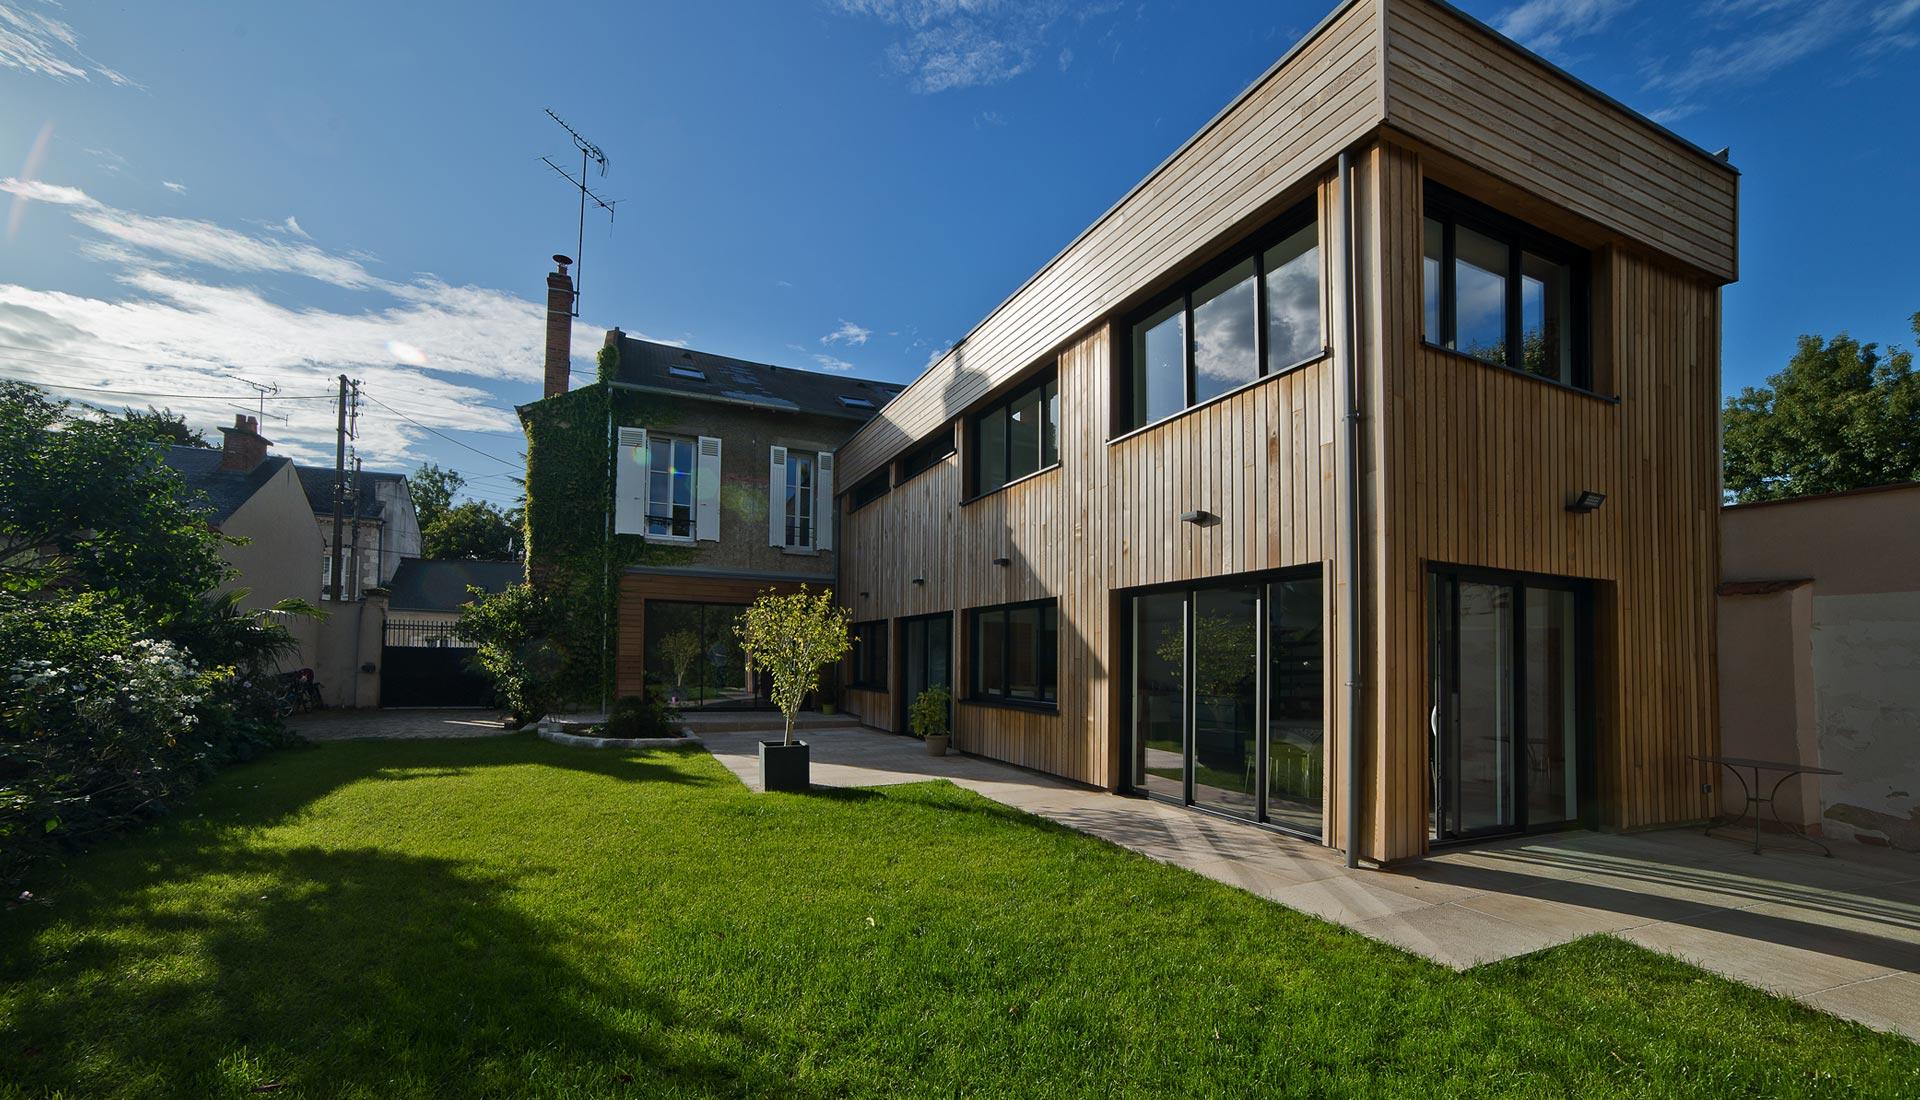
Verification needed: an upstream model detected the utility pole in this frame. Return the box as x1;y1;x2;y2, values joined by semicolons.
330;374;348;603
347;457;364;602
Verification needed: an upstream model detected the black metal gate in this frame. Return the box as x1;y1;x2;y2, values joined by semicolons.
380;618;493;708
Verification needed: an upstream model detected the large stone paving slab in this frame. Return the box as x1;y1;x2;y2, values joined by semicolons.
698;724;1920;1041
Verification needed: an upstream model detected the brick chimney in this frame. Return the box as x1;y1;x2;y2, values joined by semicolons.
543;254;574;398
218;414;270;471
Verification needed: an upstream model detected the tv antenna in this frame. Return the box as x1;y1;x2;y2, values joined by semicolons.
233;376;285;424
542;108;617;317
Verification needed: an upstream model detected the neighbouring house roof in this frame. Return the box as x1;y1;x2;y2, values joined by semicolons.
386;558;521;612
294;464;407;520
160;446;292;526
1719;579;1814;597
607;333;905;421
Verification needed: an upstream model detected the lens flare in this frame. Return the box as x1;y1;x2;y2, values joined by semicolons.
387;340;427;366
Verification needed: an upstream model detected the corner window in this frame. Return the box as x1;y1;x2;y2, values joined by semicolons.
969;371;1058;496
896;425;956;485
1422;184;1589;389
850;620;888;689
648;434;697;539
784;453;814;549
1123;204;1322;432
968;599;1057;706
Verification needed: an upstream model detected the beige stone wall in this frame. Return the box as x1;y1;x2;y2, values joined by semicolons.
218;464;325;673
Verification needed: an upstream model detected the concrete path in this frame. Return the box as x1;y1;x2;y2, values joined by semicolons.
702;724;1920;1041
289;708;513;741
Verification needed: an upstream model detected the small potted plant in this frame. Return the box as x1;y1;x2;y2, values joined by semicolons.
817;674;839;717
910;685;952;757
734;586;851;792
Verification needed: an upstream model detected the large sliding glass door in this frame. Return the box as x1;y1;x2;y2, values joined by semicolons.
1430;568;1588;842
645;601;761;710
1126;569;1325;837
898;613;952;732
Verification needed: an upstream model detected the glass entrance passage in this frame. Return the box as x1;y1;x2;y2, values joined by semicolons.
1430;568;1588;842
898;613;952;731
1126;569;1326;838
644;601;763;710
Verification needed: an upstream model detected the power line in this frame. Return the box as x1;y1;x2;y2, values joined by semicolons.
0;371;339;401
359;390;524;471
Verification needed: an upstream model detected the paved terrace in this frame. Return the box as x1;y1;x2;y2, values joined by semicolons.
701;722;1920;1041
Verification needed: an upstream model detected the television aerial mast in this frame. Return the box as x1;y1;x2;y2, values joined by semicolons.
541;108;617;317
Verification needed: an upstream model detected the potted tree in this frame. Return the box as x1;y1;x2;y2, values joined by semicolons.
910;685;952;757
734;586;850;792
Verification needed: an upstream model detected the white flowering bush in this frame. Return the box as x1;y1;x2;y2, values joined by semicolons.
0;593;241;881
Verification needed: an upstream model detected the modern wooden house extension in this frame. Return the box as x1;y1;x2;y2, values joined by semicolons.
832;0;1736;863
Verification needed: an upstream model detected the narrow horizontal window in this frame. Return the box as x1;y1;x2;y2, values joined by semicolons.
897;425;956;485
1121;202;1323;432
668;365;707;381
847;469;890;513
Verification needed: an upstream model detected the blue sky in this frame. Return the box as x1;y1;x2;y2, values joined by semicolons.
2;0;1916;505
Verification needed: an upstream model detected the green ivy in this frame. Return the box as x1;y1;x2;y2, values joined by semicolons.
518;341;704;706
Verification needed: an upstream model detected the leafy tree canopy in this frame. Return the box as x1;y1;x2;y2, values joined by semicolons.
424;500;518;560
119;406;210;448
0;382;230;625
409;463;463;532
734;586;850;744
1723;313;1920;503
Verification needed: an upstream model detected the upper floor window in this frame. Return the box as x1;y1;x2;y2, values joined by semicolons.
1422;184;1589;389
768;446;833;552
785;452;814;548
849;619;888;689
897;424;956;485
969;599;1058;707
1123;204;1323;432
970;371;1059;496
647;434;697;539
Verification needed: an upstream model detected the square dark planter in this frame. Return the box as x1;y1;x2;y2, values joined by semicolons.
759;739;810;792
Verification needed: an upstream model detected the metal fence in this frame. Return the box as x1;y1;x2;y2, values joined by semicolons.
383;617;473;649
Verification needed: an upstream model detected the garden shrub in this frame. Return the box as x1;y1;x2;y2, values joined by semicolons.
602;690;683;740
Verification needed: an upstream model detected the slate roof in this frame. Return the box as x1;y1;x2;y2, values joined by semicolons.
294;465;407;520
608;333;905;421
160;447;292;526
386;558;522;613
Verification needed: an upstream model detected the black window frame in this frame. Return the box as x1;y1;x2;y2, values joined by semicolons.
1422;182;1592;392
966;598;1058;709
896;424;957;486
1118;199;1327;435
966;368;1060;498
846;469;890;514
849;619;889;690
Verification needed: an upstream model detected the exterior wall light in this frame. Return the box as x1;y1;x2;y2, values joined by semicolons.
992;557;1010;567
1181;509;1215;525
911;577;926;586
1566;490;1606;513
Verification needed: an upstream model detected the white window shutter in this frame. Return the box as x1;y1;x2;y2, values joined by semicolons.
614;427;649;535
695;436;722;542
815;451;834;551
768;445;787;546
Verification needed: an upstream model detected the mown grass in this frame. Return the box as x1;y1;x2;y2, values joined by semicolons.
2;735;1915;1098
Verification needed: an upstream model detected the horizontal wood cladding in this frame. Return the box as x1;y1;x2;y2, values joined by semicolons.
1362;139;1721;860
1381;0;1738;283
614;573;815;698
835;0;1384;490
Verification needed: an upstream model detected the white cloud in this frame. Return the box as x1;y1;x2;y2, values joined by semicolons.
161;180;187;194
1643;0;1915;98
829;0;1102;93
1497;0;1634;53
0;181;622;467
280;215;310;239
812;353;856;373
821;319;872;346
0;2;137;87
1875;0;1920;30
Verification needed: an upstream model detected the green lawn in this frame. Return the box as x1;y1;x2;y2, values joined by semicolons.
3;737;1915;1098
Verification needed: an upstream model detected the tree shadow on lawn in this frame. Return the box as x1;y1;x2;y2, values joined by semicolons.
0;841;789;1098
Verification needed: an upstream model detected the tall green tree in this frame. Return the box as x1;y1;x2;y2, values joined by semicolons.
1723;313;1920;502
0;382;229;625
118;406;210;448
409;463;463;532
423;500;518;560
